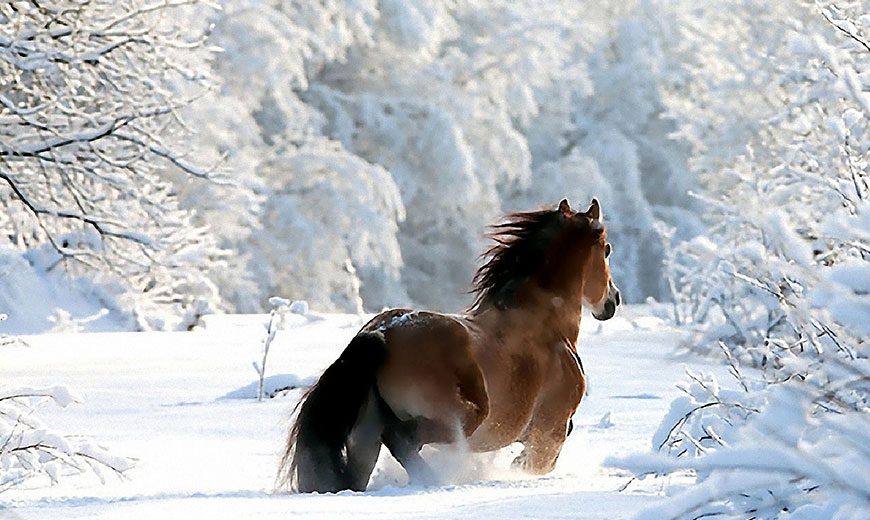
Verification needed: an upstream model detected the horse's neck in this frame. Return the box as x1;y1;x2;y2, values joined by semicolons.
534;298;582;350
472;287;583;352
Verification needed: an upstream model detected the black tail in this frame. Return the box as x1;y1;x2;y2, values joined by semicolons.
277;331;388;493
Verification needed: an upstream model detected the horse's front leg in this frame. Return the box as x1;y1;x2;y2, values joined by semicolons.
511;416;571;475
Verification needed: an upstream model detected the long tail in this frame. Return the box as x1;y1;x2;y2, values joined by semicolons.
277;331;387;493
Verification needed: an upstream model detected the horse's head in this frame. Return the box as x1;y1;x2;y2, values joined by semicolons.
470;197;621;318
555;198;621;321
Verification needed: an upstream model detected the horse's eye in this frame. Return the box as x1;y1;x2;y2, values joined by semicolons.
604;243;612;258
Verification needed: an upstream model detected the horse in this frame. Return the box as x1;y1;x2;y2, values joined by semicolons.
277;197;621;493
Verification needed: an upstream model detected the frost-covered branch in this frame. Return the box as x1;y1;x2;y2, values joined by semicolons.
816;2;870;53
0;386;133;492
255;297;289;402
253;298;309;401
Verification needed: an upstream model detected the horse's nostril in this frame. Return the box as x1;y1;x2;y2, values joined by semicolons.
615;290;621;306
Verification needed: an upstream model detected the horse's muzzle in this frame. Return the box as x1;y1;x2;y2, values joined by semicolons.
592;282;620;321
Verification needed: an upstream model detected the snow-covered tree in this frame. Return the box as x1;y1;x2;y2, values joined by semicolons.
518;3;703;301
170;0;410;313
187;0;704;313
1;0;775;321
0;0;225;330
612;1;869;517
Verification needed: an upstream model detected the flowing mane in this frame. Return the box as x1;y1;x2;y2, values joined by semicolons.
469;208;565;312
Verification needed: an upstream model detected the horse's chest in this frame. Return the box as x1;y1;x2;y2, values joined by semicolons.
472;350;575;450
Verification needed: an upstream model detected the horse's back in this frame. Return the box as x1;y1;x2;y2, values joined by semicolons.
362;309;489;440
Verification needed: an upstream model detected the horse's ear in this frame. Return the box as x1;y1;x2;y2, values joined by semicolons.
586;198;601;220
558;198;572;217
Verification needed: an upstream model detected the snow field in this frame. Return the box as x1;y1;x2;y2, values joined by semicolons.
2;307;729;519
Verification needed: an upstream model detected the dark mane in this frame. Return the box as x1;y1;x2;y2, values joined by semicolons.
469;208;565;312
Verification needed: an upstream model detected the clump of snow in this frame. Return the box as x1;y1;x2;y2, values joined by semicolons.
268;297;291;308
760;210;813;267
221;374;315;400
289;300;309;315
48;308;111;334
594;412;613;429
825;296;870;336
827;259;870;295
812;259;870;336
46;386;81;408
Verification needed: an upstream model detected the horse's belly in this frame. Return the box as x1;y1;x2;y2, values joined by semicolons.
377;359;455;422
377;374;442;421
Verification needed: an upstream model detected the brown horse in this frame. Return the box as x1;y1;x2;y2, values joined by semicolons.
277;198;620;493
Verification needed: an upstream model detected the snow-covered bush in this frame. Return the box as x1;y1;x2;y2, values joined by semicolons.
255;296;290;402
617;373;869;519
0;386;132;492
0;0;226;330
611;1;869;517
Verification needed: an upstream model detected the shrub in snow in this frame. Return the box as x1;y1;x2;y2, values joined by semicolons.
0;386;132;492
252;144;407;314
254;297;291;402
614;361;869;519
609;1;870;518
0;0;227;330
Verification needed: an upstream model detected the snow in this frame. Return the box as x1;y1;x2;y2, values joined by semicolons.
1;0;866;515
812;259;870;336
288;300;309;315
0;306;730;518
826;296;870;336
0;250;127;335
0;386;81;408
827;259;870;294
760;210;813;267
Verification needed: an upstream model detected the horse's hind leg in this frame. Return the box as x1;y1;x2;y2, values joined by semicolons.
344;390;384;491
381;417;438;486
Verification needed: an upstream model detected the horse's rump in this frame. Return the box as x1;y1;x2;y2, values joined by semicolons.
366;310;490;442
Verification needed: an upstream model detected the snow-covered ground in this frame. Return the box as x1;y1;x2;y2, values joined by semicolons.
2;306;729;519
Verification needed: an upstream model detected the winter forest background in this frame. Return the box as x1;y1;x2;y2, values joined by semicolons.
0;0;866;330
2;0;868;518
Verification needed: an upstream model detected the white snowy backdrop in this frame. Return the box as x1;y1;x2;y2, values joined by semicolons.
2;0;712;330
1;0;868;519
